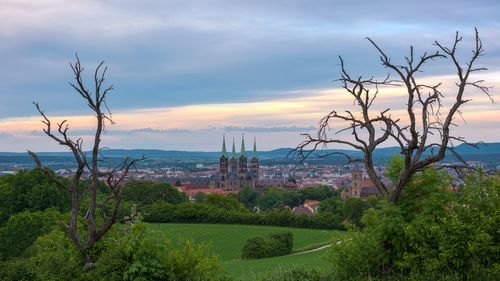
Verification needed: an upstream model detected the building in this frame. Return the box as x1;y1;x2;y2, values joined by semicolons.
342;165;389;198
209;134;259;190
291;200;320;216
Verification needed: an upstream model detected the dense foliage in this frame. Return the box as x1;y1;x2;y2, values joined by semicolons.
0;209;64;260
0;222;227;281
121;181;188;205
143;195;344;230
326;168;500;280
259;266;332;281
241;231;293;259
254;186;338;210
0;169;70;224
318;196;379;227
1;166;498;280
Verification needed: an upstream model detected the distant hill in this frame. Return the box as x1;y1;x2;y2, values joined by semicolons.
1;142;499;161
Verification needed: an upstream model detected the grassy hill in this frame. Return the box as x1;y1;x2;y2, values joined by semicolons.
147;223;345;279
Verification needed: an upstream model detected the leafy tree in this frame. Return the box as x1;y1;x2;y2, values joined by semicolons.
237;186;258;208
256;188;283;210
122;181;188;205
164;239;222;281
0;209;64;260
204;194;245;211
298;186;338;201
318;197;345;217
0;169;70;224
344;197;369;227
98;223;223;281
385;155;404;185
194;192;206;203
327;169;499;280
27;230;85;281
282;190;302;208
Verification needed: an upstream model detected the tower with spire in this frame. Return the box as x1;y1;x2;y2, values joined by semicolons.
251;137;259;187
219;134;228;188
229;137;238;173
238;134;248;185
212;133;259;190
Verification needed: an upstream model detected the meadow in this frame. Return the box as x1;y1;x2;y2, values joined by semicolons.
147;223;345;279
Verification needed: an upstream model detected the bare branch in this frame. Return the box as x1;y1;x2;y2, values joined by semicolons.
293;29;491;203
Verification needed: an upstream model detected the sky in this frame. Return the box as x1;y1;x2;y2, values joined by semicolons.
0;0;499;152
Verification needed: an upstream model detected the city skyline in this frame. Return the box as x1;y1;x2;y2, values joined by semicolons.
1;0;499;151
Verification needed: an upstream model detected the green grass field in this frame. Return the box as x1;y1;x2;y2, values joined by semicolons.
147;223;345;279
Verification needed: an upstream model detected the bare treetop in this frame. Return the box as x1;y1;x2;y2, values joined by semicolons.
294;28;493;203
29;55;143;269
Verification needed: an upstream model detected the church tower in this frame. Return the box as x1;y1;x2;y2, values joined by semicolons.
238;134;248;185
251;137;259;187
229;137;238;173
219;134;228;188
350;165;362;198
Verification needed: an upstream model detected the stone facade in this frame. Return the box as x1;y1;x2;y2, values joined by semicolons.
210;134;259;190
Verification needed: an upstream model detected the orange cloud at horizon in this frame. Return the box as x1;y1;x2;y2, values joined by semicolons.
1;73;498;144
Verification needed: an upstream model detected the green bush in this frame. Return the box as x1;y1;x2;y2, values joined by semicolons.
96;222;225;281
27;230;86;281
0;209;64;260
0;258;36;281
325;228;384;280
0;169;70;224
241;236;270;259
144;201;344;230
270;231;293;253
253;186;339;211
326;169;500;280
122;180;188;205
241;231;294;259
259;266;333;281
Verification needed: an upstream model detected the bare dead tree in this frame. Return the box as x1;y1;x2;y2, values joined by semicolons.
28;55;143;269
294;28;493;203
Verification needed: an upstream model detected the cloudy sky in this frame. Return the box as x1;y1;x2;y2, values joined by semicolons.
0;0;499;152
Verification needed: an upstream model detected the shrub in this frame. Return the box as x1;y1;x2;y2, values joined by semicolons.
241;236;270;259
144;201;344;230
0;209;64;260
270;231;293;253
326;169;500;280
96;222;225;281
27;230;86;281
241;232;294;259
122;181;188;205
259;266;333;281
0;169;70;224
325;228;384;280
0;258;36;281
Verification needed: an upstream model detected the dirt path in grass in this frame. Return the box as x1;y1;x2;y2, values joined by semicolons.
289;244;331;256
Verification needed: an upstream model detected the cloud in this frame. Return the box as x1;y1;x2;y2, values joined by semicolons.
0;1;499;151
1;70;498;151
223;126;316;132
1;0;499;119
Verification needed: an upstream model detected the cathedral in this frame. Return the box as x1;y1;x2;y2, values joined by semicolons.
209;134;259;190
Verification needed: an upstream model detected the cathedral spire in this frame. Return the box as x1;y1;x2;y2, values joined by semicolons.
253;137;258;159
221;134;227;157
231;137;237;159
240;133;246;157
